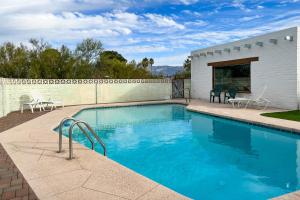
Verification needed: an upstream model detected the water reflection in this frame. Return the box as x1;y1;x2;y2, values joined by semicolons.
191;113;299;191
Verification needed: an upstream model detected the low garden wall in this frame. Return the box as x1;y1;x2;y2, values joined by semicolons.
0;78;191;117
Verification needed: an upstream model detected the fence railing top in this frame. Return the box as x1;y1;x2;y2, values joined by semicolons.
0;78;173;85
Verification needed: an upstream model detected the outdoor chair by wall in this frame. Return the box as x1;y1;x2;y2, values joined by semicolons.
31;92;64;111
224;88;237;104
21;92;64;113
210;86;222;103
21;99;42;113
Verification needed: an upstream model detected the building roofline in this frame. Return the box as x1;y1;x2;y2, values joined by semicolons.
191;26;298;54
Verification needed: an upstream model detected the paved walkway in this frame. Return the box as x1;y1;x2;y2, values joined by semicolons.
0;144;38;200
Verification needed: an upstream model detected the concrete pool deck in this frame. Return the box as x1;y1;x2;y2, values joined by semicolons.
0;99;300;199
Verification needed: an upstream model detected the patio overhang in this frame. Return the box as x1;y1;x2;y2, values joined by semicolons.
207;57;259;67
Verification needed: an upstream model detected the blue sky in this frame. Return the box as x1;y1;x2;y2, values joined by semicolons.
1;0;300;65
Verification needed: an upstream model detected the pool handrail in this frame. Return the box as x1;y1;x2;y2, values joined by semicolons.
68;120;107;159
58;117;106;159
58;117;77;153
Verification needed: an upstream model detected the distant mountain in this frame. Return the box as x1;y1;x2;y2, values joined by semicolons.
151;66;183;77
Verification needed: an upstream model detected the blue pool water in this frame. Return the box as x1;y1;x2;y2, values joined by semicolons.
60;104;300;199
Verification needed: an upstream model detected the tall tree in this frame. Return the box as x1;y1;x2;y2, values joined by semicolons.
183;57;191;72
39;48;61;79
149;58;154;73
141;57;149;69
0;38;157;79
75;38;103;65
99;51;127;64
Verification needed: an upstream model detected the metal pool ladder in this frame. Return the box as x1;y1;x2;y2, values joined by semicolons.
58;117;106;159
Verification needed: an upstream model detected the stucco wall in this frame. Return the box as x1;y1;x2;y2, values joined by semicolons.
97;80;171;103
191;27;299;109
0;78;182;117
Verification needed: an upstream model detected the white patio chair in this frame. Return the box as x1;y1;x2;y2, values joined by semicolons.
31;92;64;111
228;97;249;108
228;86;271;109
48;98;64;110
21;99;42;113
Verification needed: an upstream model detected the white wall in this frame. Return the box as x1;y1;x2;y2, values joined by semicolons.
0;78;183;117
191;27;299;109
97;80;171;103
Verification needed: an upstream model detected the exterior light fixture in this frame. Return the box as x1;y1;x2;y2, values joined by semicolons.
256;42;263;47
224;48;231;53
214;50;222;54
284;35;293;41
244;44;251;49
269;39;278;44
233;46;241;51
207;51;214;56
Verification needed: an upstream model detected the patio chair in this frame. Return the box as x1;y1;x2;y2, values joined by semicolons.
210;86;222;103
48;98;64;110
228;86;271;109
31;92;64;111
21;99;42;113
224;87;237;104
244;86;271;109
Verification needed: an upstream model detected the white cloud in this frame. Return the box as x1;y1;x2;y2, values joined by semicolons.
145;14;185;29
119;45;170;54
0;11;140;42
239;15;261;22
0;0;119;14
182;10;202;17
178;0;199;5
231;0;251;12
185;20;207;26
257;5;264;9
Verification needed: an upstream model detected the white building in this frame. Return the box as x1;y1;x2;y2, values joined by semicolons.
191;27;300;110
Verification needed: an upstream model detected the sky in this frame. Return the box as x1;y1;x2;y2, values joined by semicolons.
1;0;300;66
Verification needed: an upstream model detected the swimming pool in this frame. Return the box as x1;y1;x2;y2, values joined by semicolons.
60;104;300;200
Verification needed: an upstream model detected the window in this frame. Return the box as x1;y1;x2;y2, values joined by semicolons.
213;64;251;92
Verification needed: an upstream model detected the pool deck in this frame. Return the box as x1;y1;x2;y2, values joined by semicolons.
0;99;300;199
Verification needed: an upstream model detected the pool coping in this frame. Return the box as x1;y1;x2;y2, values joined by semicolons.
187;107;300;134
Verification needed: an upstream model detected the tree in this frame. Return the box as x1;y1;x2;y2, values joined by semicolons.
149;58;154;73
39;48;61;78
183;57;191;72
174;56;191;79
29;38;50;54
141;58;149;68
59;45;76;79
0;42;29;78
75;38;103;65
99;51;127;63
0;38;157;79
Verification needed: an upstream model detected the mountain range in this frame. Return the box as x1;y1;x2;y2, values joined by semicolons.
151;66;183;77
